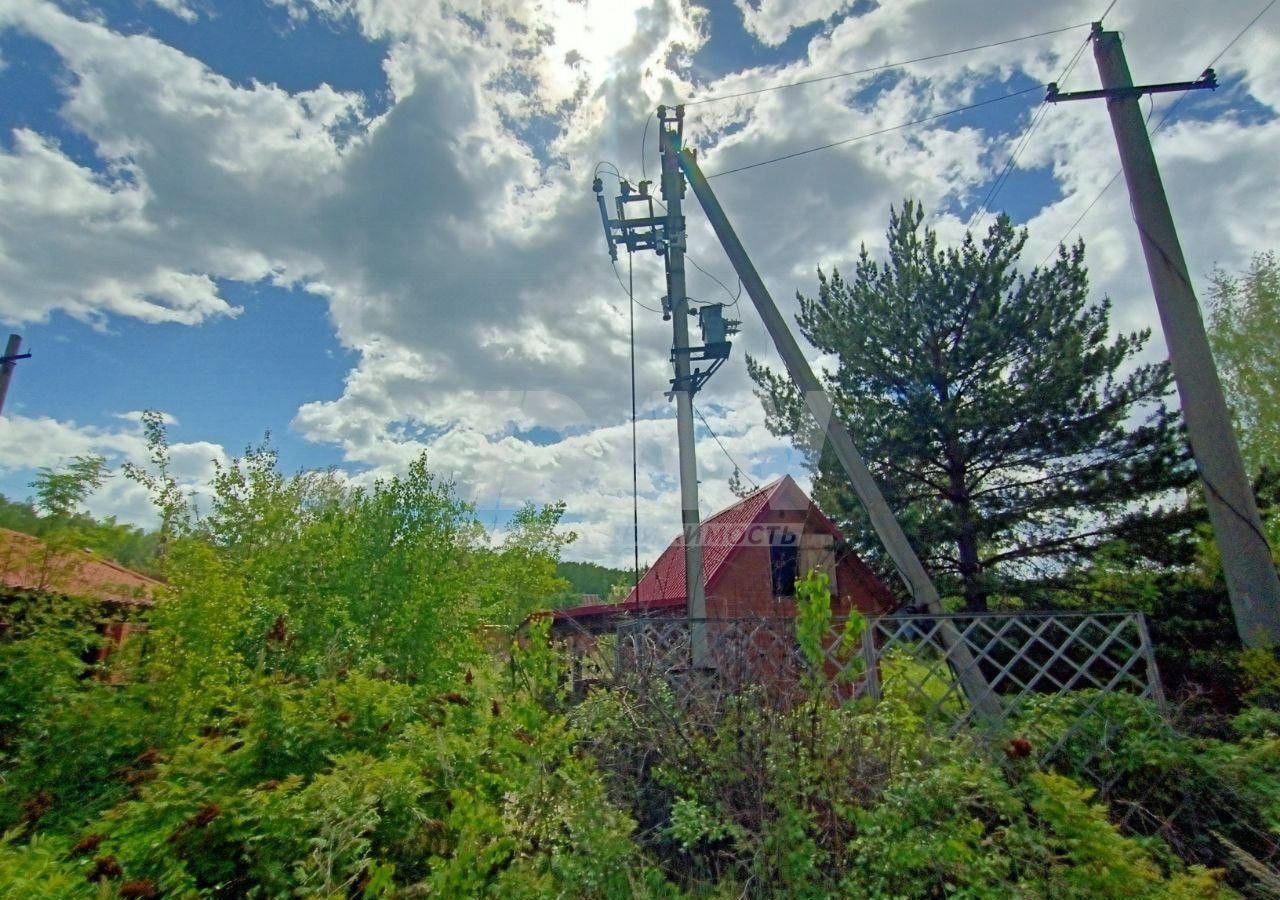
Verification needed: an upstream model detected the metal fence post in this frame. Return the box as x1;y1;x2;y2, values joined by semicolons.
861;621;881;703
1134;612;1167;715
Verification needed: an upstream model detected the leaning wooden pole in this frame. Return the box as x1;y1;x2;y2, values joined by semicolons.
677;139;999;719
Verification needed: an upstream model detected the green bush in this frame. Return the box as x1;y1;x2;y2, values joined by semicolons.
1013;689;1278;891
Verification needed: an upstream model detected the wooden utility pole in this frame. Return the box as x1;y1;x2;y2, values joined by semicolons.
657;107;710;666
1051;25;1280;647
676;135;1000;718
0;334;31;416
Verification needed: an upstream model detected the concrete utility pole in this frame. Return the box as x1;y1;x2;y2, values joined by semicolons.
657;107;710;666
1050;24;1280;647
0;334;32;416
676;136;1000;719
594;108;736;667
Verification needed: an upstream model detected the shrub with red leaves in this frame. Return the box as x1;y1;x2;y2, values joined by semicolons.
1005;737;1033;759
21;789;53;822
68;833;106;859
87;855;122;881
133;747;163;767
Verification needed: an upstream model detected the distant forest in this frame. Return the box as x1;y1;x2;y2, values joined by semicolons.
0;494;160;576
555;559;636;598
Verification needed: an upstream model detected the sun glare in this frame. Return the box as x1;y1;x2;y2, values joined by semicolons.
544;0;642;96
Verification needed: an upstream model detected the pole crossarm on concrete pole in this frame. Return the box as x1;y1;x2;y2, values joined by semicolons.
1078;24;1280;647
675;138;1000;718
0;334;31;417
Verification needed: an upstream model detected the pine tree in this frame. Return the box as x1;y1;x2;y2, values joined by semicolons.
747;201;1192;611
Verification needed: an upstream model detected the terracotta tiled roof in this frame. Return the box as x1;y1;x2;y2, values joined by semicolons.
555;475;844;622
0;528;163;607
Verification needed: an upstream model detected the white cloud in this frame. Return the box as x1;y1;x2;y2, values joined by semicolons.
733;0;853;46
0;413;227;527
142;0;199;23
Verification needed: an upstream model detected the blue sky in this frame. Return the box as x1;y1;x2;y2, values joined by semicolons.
1;0;1277;565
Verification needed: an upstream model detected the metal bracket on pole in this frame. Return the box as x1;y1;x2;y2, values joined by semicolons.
594;177;663;259
1046;68;1216;104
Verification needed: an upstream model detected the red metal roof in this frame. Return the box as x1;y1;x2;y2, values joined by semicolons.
0;528;163;607
555;475;846;622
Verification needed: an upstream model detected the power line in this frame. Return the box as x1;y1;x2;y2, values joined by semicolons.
1146;0;1275;139
640;115;652;183
965;0;1116;229
694;404;758;489
592;160;622;182
627;254;642;592
966;25;1094;231
706;83;1044;179
686;254;742;308
1038;0;1274;265
1036;170;1122;270
683;22;1092;106
1204;0;1276;69
612;258;663;313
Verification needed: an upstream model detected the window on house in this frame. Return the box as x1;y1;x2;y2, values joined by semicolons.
800;533;837;593
770;541;799;597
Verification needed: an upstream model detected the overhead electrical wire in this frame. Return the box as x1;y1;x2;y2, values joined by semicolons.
1037;0;1276;268
612;259;664;314
966;18;1098;231
682;22;1093;106
694;404;759;490
1146;0;1276;138
626;254;642;592
706;83;1045;179
1203;0;1276;69
642;22;1096;186
1036;170;1123;271
686;254;743;309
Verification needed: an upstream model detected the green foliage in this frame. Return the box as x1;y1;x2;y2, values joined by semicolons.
0;495;43;536
748;200;1190;610
478;501;577;627
1022;772;1224;898
794;569;864;685
0;453;161;575
1014;690;1279;888
1208;251;1280;474
579;678;1227;898
31;456;108;522
0;419;672;897
3;409;1270;897
556;559;634;598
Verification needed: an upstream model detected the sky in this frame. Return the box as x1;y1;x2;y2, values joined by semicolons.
0;0;1277;569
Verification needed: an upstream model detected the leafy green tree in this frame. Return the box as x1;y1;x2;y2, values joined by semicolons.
31;456;107;522
478;501;576;626
1207;250;1280;474
748;201;1191;611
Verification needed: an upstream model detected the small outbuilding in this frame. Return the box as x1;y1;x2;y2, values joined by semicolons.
552;475;895;641
0;527;162;673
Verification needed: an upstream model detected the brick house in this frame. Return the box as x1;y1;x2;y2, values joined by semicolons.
552;475;894;641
